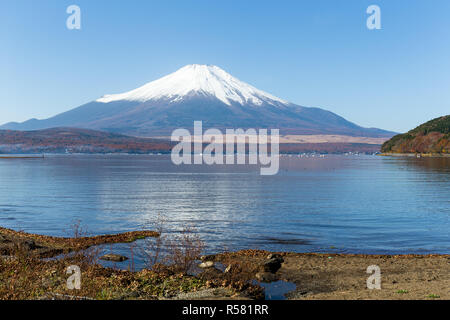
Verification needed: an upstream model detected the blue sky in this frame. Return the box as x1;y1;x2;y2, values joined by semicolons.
1;0;449;133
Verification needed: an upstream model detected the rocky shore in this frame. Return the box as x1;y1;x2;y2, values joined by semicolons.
0;227;448;300
211;250;449;300
0;226;159;258
0;226;262;300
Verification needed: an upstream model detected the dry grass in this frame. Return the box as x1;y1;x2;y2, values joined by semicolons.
0;253;207;300
0;222;208;300
0;222;261;300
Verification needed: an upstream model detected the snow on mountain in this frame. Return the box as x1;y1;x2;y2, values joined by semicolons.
96;64;288;106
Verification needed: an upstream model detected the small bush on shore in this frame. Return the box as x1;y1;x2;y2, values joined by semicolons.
141;215;205;275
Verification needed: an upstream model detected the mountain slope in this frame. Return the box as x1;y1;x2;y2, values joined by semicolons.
1;64;395;137
381;115;450;154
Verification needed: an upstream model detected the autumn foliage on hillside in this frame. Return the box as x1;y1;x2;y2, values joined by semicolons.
0;128;174;154
381;115;450;154
0;127;382;154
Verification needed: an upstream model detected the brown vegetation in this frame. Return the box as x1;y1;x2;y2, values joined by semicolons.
0;128;173;154
2;226;447;300
0;226;159;258
382;115;450;154
0;224;262;300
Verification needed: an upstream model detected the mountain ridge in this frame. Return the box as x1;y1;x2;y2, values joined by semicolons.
1;64;396;138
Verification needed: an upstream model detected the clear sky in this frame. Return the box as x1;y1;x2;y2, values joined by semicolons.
1;0;449;133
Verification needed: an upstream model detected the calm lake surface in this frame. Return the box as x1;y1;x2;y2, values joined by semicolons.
0;154;449;266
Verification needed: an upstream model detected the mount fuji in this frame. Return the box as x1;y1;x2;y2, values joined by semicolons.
1;64;394;137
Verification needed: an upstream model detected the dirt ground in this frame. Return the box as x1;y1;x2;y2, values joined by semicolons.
215;251;449;300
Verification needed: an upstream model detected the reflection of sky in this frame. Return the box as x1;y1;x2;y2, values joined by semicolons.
0;154;449;260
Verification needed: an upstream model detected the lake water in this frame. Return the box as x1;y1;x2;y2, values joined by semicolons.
0;154;448;268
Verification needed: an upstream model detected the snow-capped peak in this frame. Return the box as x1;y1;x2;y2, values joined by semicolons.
96;64;288;106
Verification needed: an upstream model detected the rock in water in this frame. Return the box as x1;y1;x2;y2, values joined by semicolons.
100;254;128;262
266;253;284;263
198;261;214;268
263;258;282;273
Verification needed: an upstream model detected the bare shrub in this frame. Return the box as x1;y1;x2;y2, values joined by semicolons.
165;226;205;275
141;216;205;275
67;219;88;239
66;220;102;268
141;214;167;270
128;241;136;272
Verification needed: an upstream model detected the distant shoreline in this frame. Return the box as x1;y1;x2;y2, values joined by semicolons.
379;153;450;158
0;155;44;159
